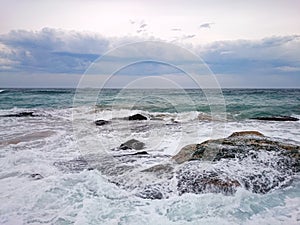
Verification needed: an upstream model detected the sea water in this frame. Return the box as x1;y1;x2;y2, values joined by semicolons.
0;88;299;224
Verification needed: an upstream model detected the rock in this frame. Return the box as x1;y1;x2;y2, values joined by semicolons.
95;119;110;126
1;112;37;117
128;114;148;120
142;164;174;174
173;131;300;195
115;151;149;156
130;151;148;155
251;116;299;121
172;144;202;164
173;131;300;163
119;139;145;150
177;170;240;195
29;173;43;180
136;186;163;200
228;131;264;138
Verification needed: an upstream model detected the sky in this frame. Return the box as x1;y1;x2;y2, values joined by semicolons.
0;0;299;88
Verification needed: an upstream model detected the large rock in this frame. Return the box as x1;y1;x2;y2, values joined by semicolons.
173;131;300;195
251;116;299;121
172;131;300;163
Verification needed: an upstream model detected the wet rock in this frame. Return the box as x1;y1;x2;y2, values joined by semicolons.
29;173;43;180
251;116;299;121
173;131;300;195
142;163;174;174
142;163;174;180
173;131;300;163
228;131;264;138
136;186;164;200
1;112;37;117
119;139;145;150
130;151;149;155
128;114;148;120
95;119;110;126
177;170;240;195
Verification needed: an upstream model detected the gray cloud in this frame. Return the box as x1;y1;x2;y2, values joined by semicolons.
197;35;300;76
0;28;300;87
199;23;214;29
0;28;110;73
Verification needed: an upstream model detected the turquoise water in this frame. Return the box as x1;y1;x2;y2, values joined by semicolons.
0;88;299;119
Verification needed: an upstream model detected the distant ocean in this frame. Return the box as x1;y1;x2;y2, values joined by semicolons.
0;88;299;224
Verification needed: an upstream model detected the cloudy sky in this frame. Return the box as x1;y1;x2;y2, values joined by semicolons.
0;0;299;88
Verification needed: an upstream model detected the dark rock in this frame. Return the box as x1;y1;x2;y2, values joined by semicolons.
114;151;149;157
136;186;164;199
1;112;37;117
29;173;43;180
119;139;145;150
95;119;110;126
128;114;148;120
251;116;299;121
130;151;148;155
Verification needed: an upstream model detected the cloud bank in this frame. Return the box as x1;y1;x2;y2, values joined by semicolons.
0;28;299;87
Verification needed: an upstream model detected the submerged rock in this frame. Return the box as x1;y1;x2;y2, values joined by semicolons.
54;158;89;172
251;116;299;121
1;112;38;117
29;173;43;180
119;139;145;150
136;186;164;199
95;119;110;126
128;114;148;120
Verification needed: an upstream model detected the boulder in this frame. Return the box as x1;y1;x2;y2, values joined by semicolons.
172;131;300;163
128;114;148;120
173;131;300;195
119;139;145;150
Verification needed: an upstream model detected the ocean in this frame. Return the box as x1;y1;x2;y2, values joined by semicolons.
0;88;299;224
